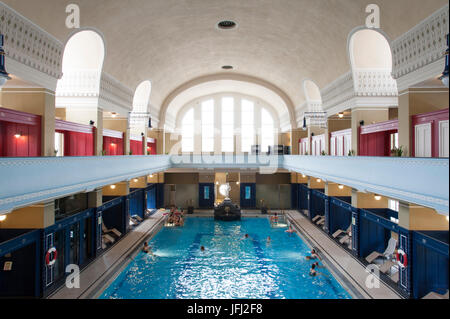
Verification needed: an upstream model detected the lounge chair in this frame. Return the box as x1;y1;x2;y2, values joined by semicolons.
365;238;397;264
102;233;115;247
315;216;325;225
422;290;449;299
379;260;396;274
333;225;351;239
390;270;399;284
312;215;322;223
102;222;122;238
133;215;144;222
339;231;352;245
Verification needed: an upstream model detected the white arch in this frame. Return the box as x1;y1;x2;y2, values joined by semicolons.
61;29;105;72
132;80;152;113
348;28;393;71
303;79;322;103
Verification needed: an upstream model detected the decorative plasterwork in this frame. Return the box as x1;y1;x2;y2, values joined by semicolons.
391;4;449;89
0;2;63;90
353;69;398;97
321;72;355;111
56;70;134;115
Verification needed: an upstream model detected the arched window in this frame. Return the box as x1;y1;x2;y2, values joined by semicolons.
182;109;194;152
241;99;255;153
261;109;274;153
179;94;277;154
201;99;214;152
222;97;234;152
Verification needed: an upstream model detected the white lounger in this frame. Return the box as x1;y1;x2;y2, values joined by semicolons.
133;215;144;222
102;222;122;238
422;290;449;299
315;216;325;225
365;237;397;264
312;215;322;223
333;225;351;239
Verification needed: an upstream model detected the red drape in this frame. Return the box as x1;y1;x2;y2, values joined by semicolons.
103;136;124;156
56;130;95;156
0;121;41;157
130;140;143;155
147;141;157;155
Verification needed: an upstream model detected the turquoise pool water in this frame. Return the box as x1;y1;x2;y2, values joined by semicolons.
100;217;351;299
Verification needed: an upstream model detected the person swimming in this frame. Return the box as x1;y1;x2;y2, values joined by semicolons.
143;242;153;256
306;249;321;260
285;225;295;233
309;263;318;277
200;246;205;252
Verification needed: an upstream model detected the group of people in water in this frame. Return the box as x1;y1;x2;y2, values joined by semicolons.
166;205;185;227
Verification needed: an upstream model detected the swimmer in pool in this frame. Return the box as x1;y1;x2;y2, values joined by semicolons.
285;225;295;233
306;249;321;260
243;234;250;240
143;242;154;256
266;236;272;244
309;263;318;277
313;261;325;269
200;246;205;252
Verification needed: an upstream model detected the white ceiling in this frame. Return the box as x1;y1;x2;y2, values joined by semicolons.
2;0;448;125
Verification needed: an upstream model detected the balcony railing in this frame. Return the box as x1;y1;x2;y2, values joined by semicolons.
0;155;448;215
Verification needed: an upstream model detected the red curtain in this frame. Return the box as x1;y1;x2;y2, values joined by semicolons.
0;121;41;157
359;131;392;156
103;136;124;156
147;141;157;155
57;130;94;156
130;140;143;155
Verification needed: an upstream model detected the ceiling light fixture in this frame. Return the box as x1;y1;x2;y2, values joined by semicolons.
0;215;6;222
317;179;322;183
111;112;118;118
374;195;382;201
110;185;116;190
217;20;237;30
338;185;344;190
338;112;344;118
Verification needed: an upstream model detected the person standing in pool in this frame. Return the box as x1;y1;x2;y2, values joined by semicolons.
306;249;321;260
143;242;154;256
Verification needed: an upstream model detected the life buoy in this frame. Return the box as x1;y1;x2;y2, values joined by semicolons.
396;249;407;268
45;247;57;266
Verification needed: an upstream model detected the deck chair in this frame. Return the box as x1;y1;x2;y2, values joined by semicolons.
314;216;325;225
317;217;325;226
312;215;322;223
333;225;351;239
102;233;115;247
365;237;397;264
133;215;144;222
102;222;122;238
390;270;399;284
379;260;396;274
422;290;449;299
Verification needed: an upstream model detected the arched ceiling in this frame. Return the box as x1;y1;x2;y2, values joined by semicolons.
3;0;447;123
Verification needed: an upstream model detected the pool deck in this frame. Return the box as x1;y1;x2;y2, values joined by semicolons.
49;210;167;299
285;210;402;299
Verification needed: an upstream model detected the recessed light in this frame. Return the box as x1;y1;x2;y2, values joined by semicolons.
338;112;344;118
110;185;116;190
222;65;233;70
338;185;344;190
0;215;6;222
374;195;382;201
217;20;237;30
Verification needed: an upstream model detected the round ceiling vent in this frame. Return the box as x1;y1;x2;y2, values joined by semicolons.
217;20;237;30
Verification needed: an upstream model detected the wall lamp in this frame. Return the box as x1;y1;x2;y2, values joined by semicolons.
374;194;382;201
110;185;116;190
338;185;344;190
0;215;7;222
14;132;22;138
338;112;344;118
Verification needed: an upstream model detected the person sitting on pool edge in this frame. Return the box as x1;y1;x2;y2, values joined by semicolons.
306;249;321;260
285;225;295;234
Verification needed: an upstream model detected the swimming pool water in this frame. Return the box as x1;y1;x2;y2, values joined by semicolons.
100;217;352;299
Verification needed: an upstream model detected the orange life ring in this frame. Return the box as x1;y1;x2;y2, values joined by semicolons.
45;247;57;266
396;249;407;268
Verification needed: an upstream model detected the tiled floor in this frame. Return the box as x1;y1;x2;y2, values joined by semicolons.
49;210;167;299
285;210;402;299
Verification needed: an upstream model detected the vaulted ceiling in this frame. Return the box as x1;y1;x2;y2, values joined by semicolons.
3;0;448;120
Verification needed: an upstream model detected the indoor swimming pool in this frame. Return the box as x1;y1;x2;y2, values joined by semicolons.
100;217;352;299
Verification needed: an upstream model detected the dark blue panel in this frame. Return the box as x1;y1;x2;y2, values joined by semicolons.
358;212;391;258
101;200;126;235
291;184;298;209
298;184;309;211
0;229;41;298
146;184;157;209
129;189;145;218
412;231;449;298
156;183;164;209
329;197;352;235
240;183;256;208
199;183;215;208
309;189;327;220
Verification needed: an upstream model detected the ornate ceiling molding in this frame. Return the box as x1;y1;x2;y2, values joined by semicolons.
391;4;449;88
0;2;63;91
